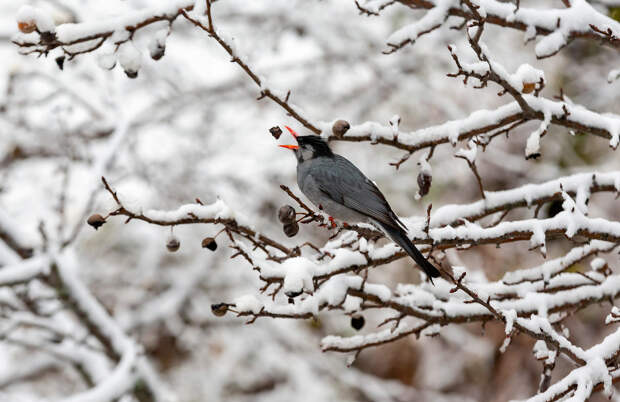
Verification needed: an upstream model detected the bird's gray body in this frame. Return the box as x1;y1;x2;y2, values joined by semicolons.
286;135;440;281
297;155;380;225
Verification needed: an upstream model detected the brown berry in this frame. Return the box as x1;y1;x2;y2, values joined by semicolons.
17;21;36;34
269;126;282;140
166;236;180;252
283;221;299;238
124;69;138;79
278;205;295;224
87;214;106;230
332;120;350;138
417;172;432;197
150;45;165;61
201;237;217;251
351;315;365;331
211;303;227;317
522;82;536;94
288;297;294;304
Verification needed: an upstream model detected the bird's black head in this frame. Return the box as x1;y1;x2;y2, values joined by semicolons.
279;126;334;163
296;135;333;161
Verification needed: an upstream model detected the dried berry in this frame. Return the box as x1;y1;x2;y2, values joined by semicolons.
86;214;106;230
332;120;350;138
269;126;283;140
17;21;36;34
124;69;138;79
283;221;299;238
417;171;432;197
55;56;65;70
350;315;365;331
211;303;227;317
278;205;296;224
201;237;217;251
522;82;536;94
166;236;180;252
526;152;541;160
285;289;302;298
150;45;165;61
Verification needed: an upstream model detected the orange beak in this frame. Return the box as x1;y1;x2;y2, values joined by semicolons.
278;125;299;149
284;125;298;138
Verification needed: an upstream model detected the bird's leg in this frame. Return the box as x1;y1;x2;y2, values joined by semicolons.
328;216;337;229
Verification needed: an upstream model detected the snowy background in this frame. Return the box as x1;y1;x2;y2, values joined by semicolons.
1;0;620;401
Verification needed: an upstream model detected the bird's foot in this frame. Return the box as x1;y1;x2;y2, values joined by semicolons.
342;222;350;228
328;216;337;229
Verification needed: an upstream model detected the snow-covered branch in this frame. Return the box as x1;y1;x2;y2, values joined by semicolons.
5;0;620;400
377;0;620;58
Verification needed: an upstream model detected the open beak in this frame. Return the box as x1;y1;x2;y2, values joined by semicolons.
278;125;299;149
284;125;298;138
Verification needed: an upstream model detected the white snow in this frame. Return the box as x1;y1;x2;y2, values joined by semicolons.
118;42;142;74
234;294;263;314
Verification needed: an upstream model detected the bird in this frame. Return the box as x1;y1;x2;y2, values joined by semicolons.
279;125;441;282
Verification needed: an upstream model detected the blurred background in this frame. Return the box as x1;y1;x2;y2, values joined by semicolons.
1;0;619;401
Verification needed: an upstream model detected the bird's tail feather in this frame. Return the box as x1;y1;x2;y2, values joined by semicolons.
379;223;441;283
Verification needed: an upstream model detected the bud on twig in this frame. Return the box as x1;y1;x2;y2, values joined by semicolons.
278;205;296;224
332;120;350;138
87;214;106;230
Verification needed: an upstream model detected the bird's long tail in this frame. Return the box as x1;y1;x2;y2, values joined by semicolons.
379;223;441;283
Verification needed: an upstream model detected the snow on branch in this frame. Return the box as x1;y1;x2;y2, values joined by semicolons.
12;0;618;166
0;256;49;286
7;1;620;400
321;23;619;165
98;171;620;290
11;0;321;135
378;0;620;58
12;1;194;58
94;168;620;384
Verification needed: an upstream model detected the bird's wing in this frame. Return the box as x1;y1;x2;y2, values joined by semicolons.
307;155;405;230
